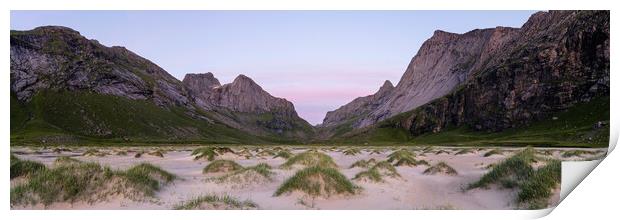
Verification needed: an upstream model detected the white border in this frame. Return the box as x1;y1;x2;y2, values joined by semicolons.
2;1;617;219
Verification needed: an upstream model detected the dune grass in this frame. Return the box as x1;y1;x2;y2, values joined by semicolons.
517;160;561;209
53;156;82;166
10;154;46;179
467;148;560;209
192;147;218;161
349;158;377;169
274;166;358;197
423;162;458;176
483;149;503;157
561;150;596;158
115;150;128;156
203;160;243;174
354;161;400;182
134;152;143;158
280;151;338;169
393;156;429;167
454;148;474;155
342;148;361;156
469;148;538;189
257;149;276;157
11;158;175;206
216;163;274;185
434;150;450;155
173;194;258;210
147;150;165;158
386;149;415;163
235;149;253;159
273;150;293;159
82;149;109;157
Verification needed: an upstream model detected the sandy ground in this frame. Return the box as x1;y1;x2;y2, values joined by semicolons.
10;146;606;210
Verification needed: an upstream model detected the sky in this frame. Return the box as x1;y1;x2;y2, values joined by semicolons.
11;10;535;125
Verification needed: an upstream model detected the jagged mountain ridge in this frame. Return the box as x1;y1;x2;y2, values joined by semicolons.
10;26;313;144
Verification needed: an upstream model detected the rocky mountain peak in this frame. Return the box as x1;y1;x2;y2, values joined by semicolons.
183;72;221;89
377;80;394;93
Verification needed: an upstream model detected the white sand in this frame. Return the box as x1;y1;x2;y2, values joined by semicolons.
10;146;606;210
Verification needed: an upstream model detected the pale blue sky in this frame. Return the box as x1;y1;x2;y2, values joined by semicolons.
11;11;535;124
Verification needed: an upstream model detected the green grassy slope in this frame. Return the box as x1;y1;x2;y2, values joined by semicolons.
10;91;293;146
331;96;609;148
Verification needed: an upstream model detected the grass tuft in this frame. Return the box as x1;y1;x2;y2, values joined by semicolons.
10;154;46;179
203;160;243;174
423;162;458;176
173;194;258;210
11;160;175;206
280;151;338;169
349;158;377;168
192;147;218;161
342;148;361;156
483;149;503;157
469;148;538;189
274;166;358;197
354;161;400;182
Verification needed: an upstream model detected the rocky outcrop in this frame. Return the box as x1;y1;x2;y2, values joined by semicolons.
321;80;394;127
183;73;313;137
352;10;609;137
10;26;190;107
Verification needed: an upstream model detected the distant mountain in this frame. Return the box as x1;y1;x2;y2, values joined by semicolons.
10;26;313;145
323;10;609;147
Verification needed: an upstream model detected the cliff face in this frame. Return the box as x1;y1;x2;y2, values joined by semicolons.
322;80;394;127
10;26;190;107
346;10;609;139
321;25;520;132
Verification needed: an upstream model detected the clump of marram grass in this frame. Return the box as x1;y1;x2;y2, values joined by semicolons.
469;148;538;189
561;150;596;158
369;149;383;155
147;150;165;158
483;149;504;157
235;149;253;159
516;160;561;209
256;149;276;157
386;149;415;163
274;166;358;197
353;161;400;183
423;162;458;176
192;147;218;161
174;194;258;210
215;163;274;187
10;161;175;207
349;158;378;169
10;154;46;179
393;156;429;167
273;150;293;159
82;149;109;157
434;149;451;155
280;151;338;169
214;147;235;155
342;148;361;156
53;156;82;166
203;160;243;174
454;148;474;155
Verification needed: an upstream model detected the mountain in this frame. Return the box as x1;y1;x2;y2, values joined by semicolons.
325;10;609;147
10;26;313;145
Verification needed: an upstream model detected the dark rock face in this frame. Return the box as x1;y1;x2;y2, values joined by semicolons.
388;11;609;135
10;26;190;107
